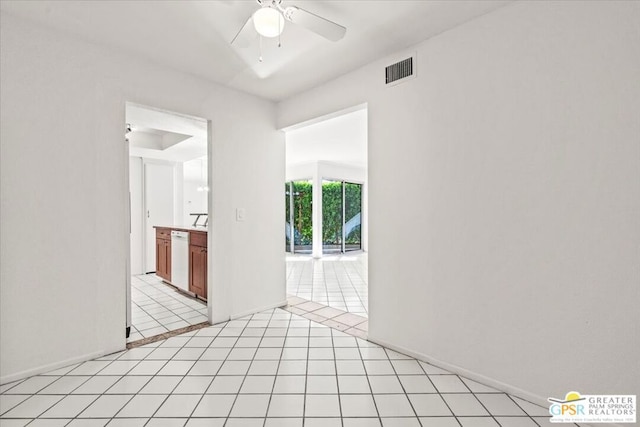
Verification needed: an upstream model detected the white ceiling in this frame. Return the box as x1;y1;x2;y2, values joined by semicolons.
286;108;367;168
126;103;207;162
0;0;511;102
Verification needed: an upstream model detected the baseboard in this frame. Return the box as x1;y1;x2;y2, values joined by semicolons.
368;336;550;406
230;300;289;321
1;350;107;385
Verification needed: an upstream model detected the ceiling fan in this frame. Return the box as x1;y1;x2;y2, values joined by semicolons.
231;0;347;47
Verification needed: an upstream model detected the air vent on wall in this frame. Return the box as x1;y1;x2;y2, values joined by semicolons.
385;56;414;85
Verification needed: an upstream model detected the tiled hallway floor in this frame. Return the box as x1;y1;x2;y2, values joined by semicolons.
129;275;208;343
286;253;368;318
1;308;561;427
284;297;368;340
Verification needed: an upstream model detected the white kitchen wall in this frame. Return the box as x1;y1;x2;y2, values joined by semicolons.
183;157;208;225
173;161;184;228
278;0;640;404
0;13;285;383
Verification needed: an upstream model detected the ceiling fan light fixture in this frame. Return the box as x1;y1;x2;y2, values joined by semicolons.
253;6;284;38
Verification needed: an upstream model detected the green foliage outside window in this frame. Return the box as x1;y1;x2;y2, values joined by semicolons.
291;181;313;246
322;181;343;245
344;183;362;245
286;181;361;248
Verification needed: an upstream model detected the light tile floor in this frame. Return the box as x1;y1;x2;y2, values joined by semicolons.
284;296;368;340
129;275;208;343
0;308;568;426
286;253;368;318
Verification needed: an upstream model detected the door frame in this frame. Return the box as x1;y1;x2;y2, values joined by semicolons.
124;102;213;344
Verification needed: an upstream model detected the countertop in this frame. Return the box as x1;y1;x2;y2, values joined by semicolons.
153;225;208;233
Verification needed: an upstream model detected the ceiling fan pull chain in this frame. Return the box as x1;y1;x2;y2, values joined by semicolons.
278;11;282;48
259;35;263;62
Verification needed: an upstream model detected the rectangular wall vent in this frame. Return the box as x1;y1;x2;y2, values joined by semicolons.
385;57;413;85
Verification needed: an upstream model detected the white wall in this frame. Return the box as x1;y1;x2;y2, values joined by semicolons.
183;157;208;225
138;158;178;273
129;157;144;275
0;13;285;383
173;162;184;228
278;0;640;404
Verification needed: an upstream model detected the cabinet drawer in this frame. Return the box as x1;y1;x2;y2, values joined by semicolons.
156;228;171;240
190;232;207;247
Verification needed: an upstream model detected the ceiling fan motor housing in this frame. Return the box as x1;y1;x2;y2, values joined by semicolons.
232;0;346;46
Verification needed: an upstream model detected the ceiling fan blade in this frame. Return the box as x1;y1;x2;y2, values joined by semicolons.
230;15;254;47
286;6;346;42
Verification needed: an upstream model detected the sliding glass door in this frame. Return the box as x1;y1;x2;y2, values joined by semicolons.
287;179;362;255
323;180;362;254
344;182;362;251
285;183;292;252
322;180;343;253
285;180;313;254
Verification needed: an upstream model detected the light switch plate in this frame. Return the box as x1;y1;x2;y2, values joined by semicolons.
236;208;246;221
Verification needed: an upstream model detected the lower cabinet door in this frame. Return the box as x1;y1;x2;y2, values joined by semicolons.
189;244;207;299
156;238;171;281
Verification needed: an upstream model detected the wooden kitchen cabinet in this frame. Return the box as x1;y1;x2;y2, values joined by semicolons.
189;231;207;300
155;227;171;281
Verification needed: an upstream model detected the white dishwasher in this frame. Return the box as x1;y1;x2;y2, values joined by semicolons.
170;230;190;292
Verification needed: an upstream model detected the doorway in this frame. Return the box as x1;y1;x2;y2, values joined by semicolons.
283;106;369;336
125;103;210;344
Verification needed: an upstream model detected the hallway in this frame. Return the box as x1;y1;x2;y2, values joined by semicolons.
286;253;368;318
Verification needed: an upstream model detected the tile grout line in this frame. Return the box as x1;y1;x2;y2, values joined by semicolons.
387;353;430;427
302;313;310;427
349;336;377;424
259;308;284;427
457;373;502;426
219;315;258;424
416;355;462;426
330;324;345;427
